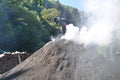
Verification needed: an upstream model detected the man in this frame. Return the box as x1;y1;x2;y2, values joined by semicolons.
54;17;71;34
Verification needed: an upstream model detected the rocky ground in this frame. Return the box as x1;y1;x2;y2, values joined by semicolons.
0;39;120;80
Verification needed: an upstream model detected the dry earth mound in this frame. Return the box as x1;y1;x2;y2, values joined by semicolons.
0;39;120;80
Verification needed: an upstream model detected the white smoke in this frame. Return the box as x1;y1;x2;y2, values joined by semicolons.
62;0;120;46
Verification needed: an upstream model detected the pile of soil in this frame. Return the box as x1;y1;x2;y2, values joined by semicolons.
0;52;30;74
0;39;120;80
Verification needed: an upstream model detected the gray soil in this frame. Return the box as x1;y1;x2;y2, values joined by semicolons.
0;39;120;80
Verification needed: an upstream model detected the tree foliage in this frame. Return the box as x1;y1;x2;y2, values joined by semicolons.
41;8;60;22
0;0;82;53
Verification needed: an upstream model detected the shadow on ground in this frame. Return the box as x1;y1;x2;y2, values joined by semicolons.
1;68;31;80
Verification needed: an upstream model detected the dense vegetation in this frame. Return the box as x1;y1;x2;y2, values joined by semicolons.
0;0;81;53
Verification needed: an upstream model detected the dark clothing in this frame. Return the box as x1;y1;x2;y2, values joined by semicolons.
61;23;66;34
54;17;70;34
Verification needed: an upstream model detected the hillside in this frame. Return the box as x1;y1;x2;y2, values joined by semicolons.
1;39;120;80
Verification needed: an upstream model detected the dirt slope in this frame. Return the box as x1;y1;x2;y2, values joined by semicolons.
0;39;120;80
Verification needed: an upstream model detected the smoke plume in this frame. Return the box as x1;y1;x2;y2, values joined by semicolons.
62;0;120;46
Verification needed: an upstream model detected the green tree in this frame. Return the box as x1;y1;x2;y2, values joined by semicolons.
41;8;60;22
9;6;50;52
0;0;82;53
0;0;50;52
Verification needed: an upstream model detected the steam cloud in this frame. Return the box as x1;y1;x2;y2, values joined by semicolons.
62;0;120;46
